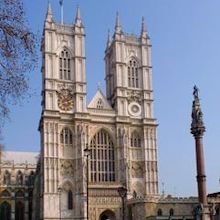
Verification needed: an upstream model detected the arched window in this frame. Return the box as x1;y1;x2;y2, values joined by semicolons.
67;190;73;210
0;201;11;220
15;201;24;220
16;171;23;185
0;190;11;198
59;49;71;80
97;98;104;109
130;131;141;147
60;127;73;145
3;170;11;185
157;209;163;216
128;59;139;88
169;208;174;216
90;129;115;182
15;190;24;198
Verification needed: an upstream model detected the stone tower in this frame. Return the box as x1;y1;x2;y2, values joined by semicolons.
39;3;88;220
105;14;159;196
39;3;159;220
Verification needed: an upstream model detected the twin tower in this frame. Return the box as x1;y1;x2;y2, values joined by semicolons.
37;3;159;220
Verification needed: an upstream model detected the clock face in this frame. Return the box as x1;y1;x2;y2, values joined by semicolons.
57;89;74;111
128;102;141;117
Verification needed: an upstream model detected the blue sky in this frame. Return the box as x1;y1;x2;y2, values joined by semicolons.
2;0;220;196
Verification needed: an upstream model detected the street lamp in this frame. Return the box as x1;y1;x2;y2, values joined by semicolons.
84;145;91;220
58;187;62;220
118;186;127;220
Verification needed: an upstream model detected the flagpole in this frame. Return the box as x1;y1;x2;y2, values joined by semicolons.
59;0;64;24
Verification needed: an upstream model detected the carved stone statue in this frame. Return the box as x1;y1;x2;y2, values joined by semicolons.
193;85;199;100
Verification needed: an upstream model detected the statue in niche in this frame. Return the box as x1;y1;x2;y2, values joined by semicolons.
16;171;23;185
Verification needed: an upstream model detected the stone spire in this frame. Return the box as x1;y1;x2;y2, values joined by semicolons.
75;6;83;27
141;17;148;39
115;12;122;34
46;0;53;23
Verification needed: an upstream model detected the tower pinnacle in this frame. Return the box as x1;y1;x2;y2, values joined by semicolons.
115;12;122;34
46;0;53;22
75;6;82;26
141;17;148;39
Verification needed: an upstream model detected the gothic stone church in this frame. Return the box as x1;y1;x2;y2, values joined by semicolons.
1;3;220;220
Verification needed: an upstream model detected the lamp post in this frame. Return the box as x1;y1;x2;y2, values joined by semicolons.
58;187;62;220
84;146;91;220
118;186;127;220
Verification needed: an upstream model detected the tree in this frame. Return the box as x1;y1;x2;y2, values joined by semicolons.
0;0;38;125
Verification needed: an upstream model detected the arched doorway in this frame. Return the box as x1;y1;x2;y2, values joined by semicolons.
15;201;24;220
99;210;116;220
0;201;11;220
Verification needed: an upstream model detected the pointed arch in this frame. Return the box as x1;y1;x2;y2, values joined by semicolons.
60;127;73;145
127;57;140;88
15;190;24;198
157;208;163;216
169;208;174;216
0;189;11;198
130;131;141;148
99;209;116;220
15;201;24;220
59;47;71;80
0;201;11;220
90;129;115;182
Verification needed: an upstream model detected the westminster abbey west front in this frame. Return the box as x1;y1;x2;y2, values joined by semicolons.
1;2;219;220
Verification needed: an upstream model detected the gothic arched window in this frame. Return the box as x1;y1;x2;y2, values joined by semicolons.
128;59;139;88
15;201;24;220
157;209;163;216
16;171;23;185
169;208;174;216
130;131;141;148
0;201;11;220
3;170;11;185
90;129;115;182
60;127;73;145
59;49;71;80
97;98;104;109
67;190;73;210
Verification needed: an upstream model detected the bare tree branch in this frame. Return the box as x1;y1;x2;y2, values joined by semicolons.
0;0;38;126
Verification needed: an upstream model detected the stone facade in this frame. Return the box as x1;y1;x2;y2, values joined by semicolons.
0;151;38;220
36;3;159;220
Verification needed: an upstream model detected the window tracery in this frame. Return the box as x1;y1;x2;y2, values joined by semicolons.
59;49;71;80
130;131;141;147
97;98;104;109
90;129;115;182
60;127;73;145
128;59;139;88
